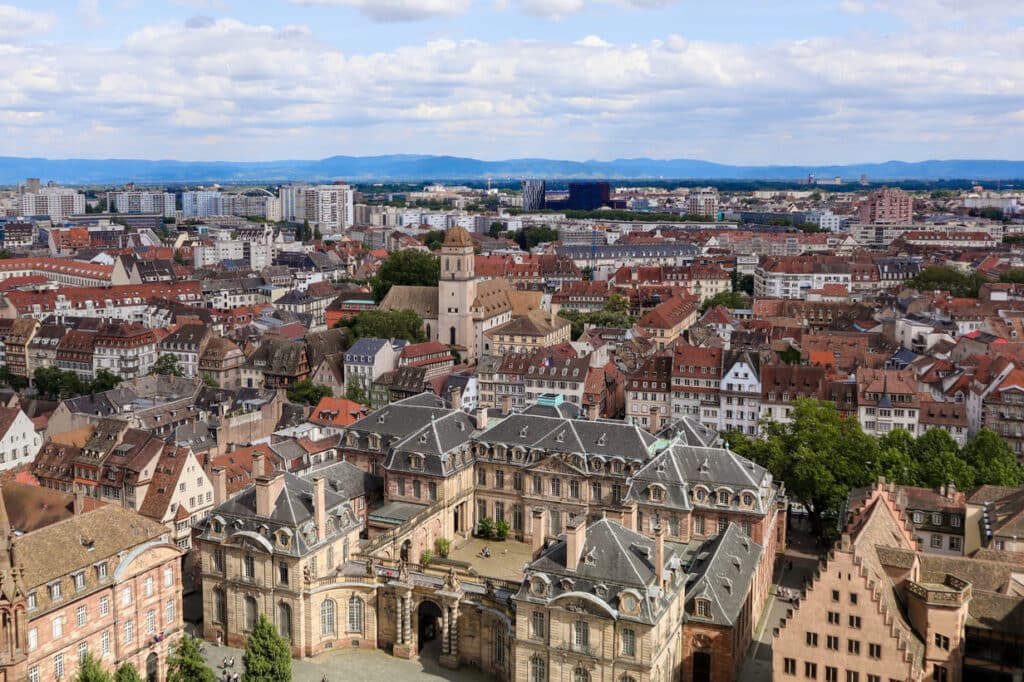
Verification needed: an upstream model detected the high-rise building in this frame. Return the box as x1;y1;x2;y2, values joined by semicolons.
18;187;86;220
107;190;176;218
304;184;354;233
687;187;720;217
278;184;309;222
565;181;610;211
181;191;223;218
521;179;546;211
859;186;913;223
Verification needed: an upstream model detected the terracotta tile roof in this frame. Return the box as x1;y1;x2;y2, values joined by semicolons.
310;396;369;427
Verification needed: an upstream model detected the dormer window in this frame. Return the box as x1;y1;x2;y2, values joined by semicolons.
931;512;942;525
649;487;664;502
718;491;729;505
410;455;424;471
742;494;754;507
695;599;711;618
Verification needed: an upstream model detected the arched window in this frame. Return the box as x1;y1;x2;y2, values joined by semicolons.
278;602;292;643
347;596;363;633
244;596;258;631
574;666;589;682
213;588;226;624
530;656;546;682
320;599;336;636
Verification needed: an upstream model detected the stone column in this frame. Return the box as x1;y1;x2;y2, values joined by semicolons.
393;590;415;659
448;603;459;657
403;593;412;644
441;606;450;655
438;601;460;669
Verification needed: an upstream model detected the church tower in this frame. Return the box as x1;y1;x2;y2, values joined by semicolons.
437;227;478;358
0;486;28;680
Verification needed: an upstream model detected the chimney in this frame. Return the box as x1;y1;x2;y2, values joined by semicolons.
255;471;285;518
620;500;638;531
531;507;548;559
565;515;587;572
502;394;513;416
252;452;265;478
654;524;665;589
313;478;327;544
649;405;661;433
476;406;488;430
946;481;957;500
211;466;227;505
587;401;599;421
450;386;462;410
74;490;85;515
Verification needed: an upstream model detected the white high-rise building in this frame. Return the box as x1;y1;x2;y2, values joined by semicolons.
182;191;223;218
18;187;86;221
687;187;720;218
279;184;309;222
107;190;176;217
304;185;354;233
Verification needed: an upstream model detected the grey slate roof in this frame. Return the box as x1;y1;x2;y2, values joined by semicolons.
300;459;382;502
478;412;659;464
384;410;477;476
684;523;763;627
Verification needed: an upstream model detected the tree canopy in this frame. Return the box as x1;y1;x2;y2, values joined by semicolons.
243;614;292;682
75;652;111;682
345;376;368;404
906;266;983;298
113;663;144;682
557;293;633;340
166;635;216;682
286;379;333;406
700;290;749;312
150;354;184;377
370;250;440;303
514;225;560;250
336;309;427;347
420;230;446;251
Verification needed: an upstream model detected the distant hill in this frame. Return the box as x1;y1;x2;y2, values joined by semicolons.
1;154;1023;184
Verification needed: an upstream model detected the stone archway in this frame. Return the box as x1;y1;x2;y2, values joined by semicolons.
416;600;444;658
146;652;159;682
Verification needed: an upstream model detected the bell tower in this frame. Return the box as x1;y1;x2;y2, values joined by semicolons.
437;227;477;357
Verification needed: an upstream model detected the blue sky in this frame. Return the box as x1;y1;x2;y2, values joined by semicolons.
0;0;1021;163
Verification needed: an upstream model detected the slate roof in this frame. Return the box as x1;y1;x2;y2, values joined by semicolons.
684;523;763;626
383;410;477;476
301;459;382;503
477;412;659;463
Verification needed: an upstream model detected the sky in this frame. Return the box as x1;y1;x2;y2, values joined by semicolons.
0;0;1021;164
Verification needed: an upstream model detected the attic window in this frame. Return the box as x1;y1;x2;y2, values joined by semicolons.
695;599;711;618
597;433;607;447
556;431;565;444
519;426;529;438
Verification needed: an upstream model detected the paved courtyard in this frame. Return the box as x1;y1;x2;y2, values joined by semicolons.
448;537;533;582
203;639;493;682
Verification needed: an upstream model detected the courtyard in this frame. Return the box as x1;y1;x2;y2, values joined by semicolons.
447;536;534;582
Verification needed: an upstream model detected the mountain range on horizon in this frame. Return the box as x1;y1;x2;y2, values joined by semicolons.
1;154;1023;185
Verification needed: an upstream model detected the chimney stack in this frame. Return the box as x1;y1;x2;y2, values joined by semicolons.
252;452;265;478
565;515;587;572
255;471;285;518
502;394;513;416
211;466;227;505
649;405;661;433
620;500;638;531
476;406;488;430
74;490;85;515
531;507;548;559
587;401;600;421
654;524;665;589
313;478;327;545
450;386;463;410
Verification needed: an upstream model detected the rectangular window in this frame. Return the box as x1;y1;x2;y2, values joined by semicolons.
550;479;561;496
831;590;840;602
694;516;705;535
532;476;541;495
531;611;545;640
825;668;838;682
52;616;63;639
849;615;862;628
934;634;949;650
123;620;134;644
569;480;580;499
78;641;88;665
806;632;818;646
146;610;156;634
101;630;110;656
573;620;589;650
826;635;839;650
621;628;636;657
949;536;962;552
850;593;858;605
99;596;110;616
413;480;421;499
76;605;87;628
49;582;61;601
53;654;64;680
27;592;36;610
73;572;85;591
122;586;132;607
846;673;859;682
477;469;487;486
145;576;154;597
166;599;175;624
97;563;108;580
495;470;504;489
848;639;860;655
931;534;943;548
868;676;880;682
805;662;818;679
932;666;948;682
27;628;37;651
869;643;881;658
784;658;797;675
164;565;173;587
398;478;406;496
29;667;39;682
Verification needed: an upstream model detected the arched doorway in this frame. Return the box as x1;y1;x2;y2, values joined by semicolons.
416;600;444;656
146;652;158;682
400;540;411;563
693;651;711;682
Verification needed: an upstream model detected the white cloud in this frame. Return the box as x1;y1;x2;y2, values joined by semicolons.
76;0;104;27
511;0;676;19
0;5;56;40
0;11;1022;162
289;0;472;22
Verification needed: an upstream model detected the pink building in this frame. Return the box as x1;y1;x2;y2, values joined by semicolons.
859;186;914;223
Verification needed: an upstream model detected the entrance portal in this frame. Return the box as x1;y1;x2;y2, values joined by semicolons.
146;652;159;682
693;651;711;682
417;600;444;655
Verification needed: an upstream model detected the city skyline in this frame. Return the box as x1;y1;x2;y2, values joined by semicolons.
0;1;1021;164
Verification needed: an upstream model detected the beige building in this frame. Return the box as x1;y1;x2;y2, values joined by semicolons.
483;310;571;356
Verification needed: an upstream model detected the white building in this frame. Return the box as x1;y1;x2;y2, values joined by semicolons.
718;352;761;435
305;185;355;233
343;338;405;390
107;190;176;217
279;184;309;222
687;187;720;217
0;406;42;471
182;191;223;218
193;240;272;270
18;187;86;220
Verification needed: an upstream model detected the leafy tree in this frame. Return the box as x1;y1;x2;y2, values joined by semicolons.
558;295;634;341
173;249;185;265
338;309;426;346
75;651;112;682
557;309;587;340
961;429;1024;487
906;266;983;298
0;365;28;391
370;250;440;303
150;354;184;377
90;369;122;393
998;269;1024;284
166;635;216;682
580;266;594;281
477;517;495;539
0;250;11;259
495;519;510;541
488;222;505;238
202;374;219;388
738;274;754;296
514;225;560;250
33;366;85;400
345;376;367;404
243;614;292;682
313;226;323;240
286;379;333;406
700;290;748;312
420;230;446;250
776;345;802;365
113;663;144;682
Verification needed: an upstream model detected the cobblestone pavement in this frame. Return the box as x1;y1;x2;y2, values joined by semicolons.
202;638;494;682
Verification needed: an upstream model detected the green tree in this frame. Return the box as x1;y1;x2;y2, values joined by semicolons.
166;635;216;682
370;250;441;303
33;366;85;400
961;429;1024;487
739;274;754;296
150;354;184;377
998;269;1024;284
0;365;28;391
113;663;144;682
514;225;560;250
89;369;122;393
421;230;446;250
243;614;292;682
906;266;983;298
338;309;426;346
286;379;333;406
173;249;185;265
75;651;112;682
202;374;219;388
488;222;505;238
775;345;802;365
700;290;748;312
345;376;367;404
0;250;11;260
313;226;323;240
